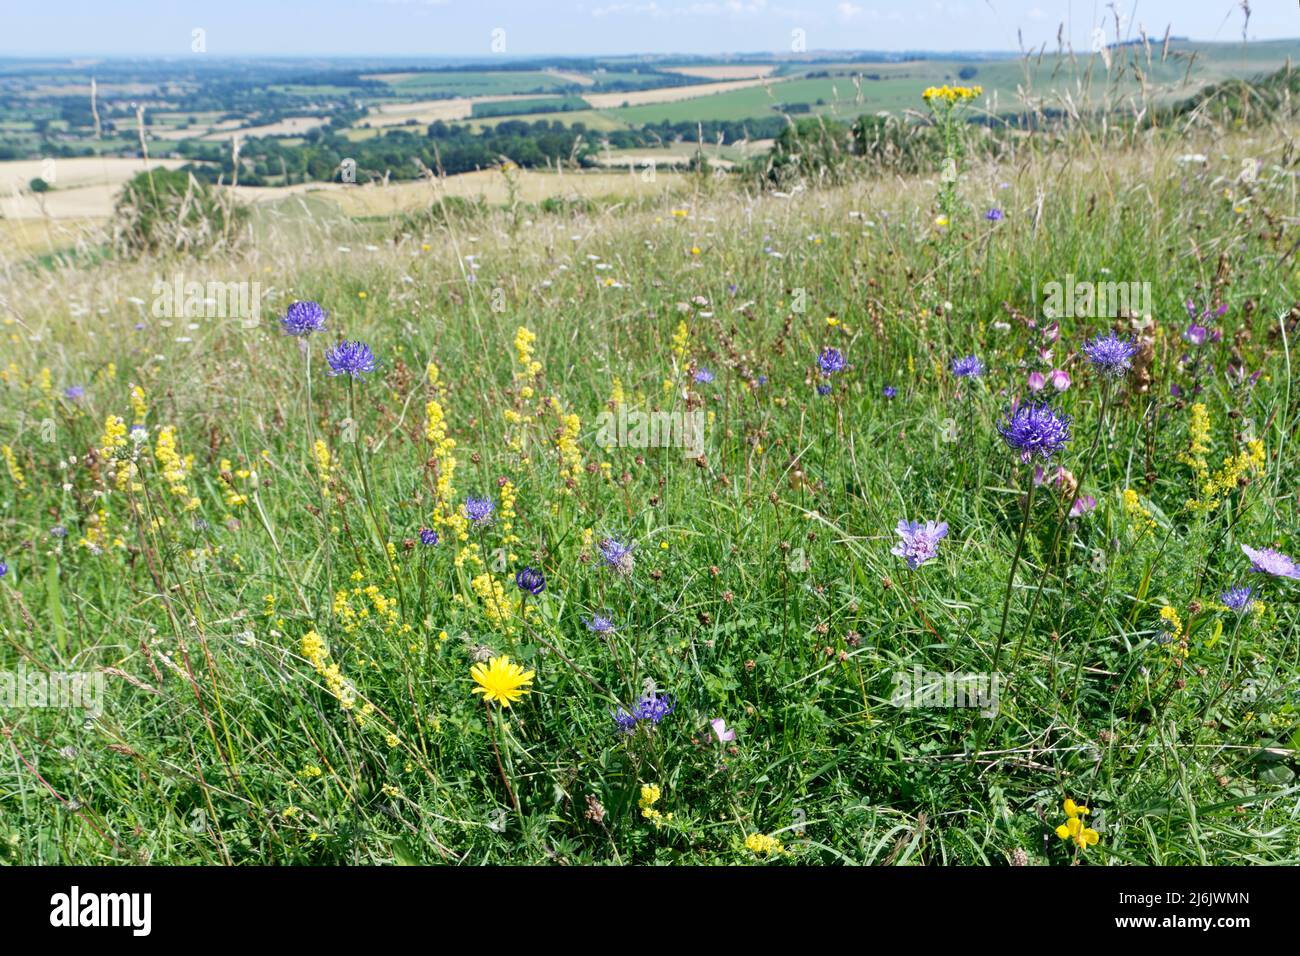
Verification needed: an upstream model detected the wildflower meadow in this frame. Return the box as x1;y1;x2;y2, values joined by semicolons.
2;58;1300;874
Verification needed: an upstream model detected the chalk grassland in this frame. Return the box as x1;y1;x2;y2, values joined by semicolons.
0;164;686;253
0;111;1298;865
231;167;687;216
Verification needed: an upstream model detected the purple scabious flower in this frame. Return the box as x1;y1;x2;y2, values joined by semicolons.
883;385;897;399
694;368;715;384
419;528;438;546
1081;331;1137;378
891;519;948;570
584;614;616;634
1220;585;1255;613
1241;544;1300;580
281;300;327;336
325;340;376;378
598;536;635;575
515;566;546;596
985;208;1004;221
64;385;85;401
817;347;846;376
463;496;495;524
951;355;984;378
997;401;1072;462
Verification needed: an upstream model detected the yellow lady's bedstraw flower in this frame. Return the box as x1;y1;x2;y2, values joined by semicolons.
745;832;785;856
470;655;535;707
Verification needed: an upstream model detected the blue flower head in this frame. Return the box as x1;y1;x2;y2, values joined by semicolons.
463;496;495;524
1082;331;1137;378
325;340;376;378
281;300;328;336
997;402;1072;462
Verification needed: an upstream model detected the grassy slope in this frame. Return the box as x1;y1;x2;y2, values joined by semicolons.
0;117;1298;865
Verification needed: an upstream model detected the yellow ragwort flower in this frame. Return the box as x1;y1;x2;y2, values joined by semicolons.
470;654;535;707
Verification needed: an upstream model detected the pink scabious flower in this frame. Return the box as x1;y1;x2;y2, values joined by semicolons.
1242;544;1300;580
892;519;949;569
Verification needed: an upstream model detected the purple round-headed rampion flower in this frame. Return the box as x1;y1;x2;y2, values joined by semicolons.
951;355;984;378
64;385;85;401
584;614;616;634
997;401;1072;462
985;208;1004;221
598;536;635;574
0;560;8;578
419;528;438;546
883;385;897;399
1241;544;1300;580
693;368;715;384
1220;585;1255;613
463;496;495;524
281;300;328;336
1081;331;1137;378
818;347;846;376
611;706;638;733
816;382;832;396
515;566;546;596
891;519;948;570
612;692;676;733
633;692;675;723
325;340;376;378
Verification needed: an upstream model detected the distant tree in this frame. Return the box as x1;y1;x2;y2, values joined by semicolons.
28;177;50;193
958;66;979;80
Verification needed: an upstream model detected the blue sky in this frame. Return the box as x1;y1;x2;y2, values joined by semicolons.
3;0;1294;57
